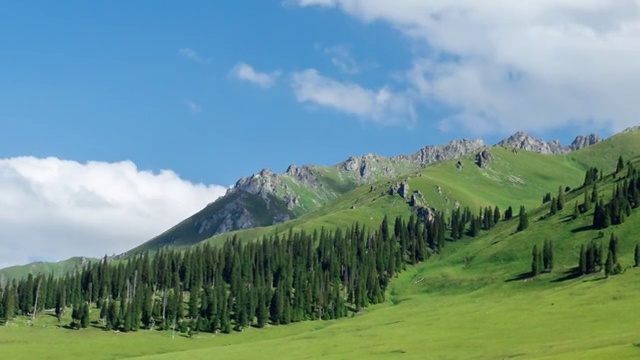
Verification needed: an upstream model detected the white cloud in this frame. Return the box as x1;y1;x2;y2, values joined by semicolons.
230;62;282;88
0;157;227;269
178;48;211;64
185;99;203;114
294;0;640;134
322;44;360;74
291;68;415;126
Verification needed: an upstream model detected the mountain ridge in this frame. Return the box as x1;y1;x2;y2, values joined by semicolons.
135;131;601;253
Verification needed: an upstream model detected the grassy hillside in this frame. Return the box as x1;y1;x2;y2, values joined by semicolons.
201;147;589;247
0;257;93;283
3;130;639;281
3;158;640;359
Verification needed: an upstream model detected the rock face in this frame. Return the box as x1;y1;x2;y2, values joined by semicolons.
389;182;410;199
475;148;494;168
398;139;486;166
497;131;602;154
569;134;602;151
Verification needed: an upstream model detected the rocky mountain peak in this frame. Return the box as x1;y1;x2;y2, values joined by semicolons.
497;131;601;154
569;134;602;151
407;138;486;166
496;131;555;154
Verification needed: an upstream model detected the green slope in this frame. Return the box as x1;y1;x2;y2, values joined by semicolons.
201;147;587;246
3;154;640;359
0;257;93;283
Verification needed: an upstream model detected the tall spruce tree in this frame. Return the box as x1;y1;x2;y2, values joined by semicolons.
542;240;554;272
557;186;565;210
531;245;541;276
579;245;587;275
517;206;529;232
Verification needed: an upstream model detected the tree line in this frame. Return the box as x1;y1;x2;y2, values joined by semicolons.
0;214;447;334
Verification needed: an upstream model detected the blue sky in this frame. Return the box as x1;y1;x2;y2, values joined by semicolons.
1;1;420;186
1;1;637;267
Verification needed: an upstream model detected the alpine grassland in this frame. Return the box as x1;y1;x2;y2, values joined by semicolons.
2;130;640;359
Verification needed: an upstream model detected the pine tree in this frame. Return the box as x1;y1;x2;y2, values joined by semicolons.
557;186;565;210
505;206;513;221
542;240;554;272
616;156;625;173
579;245;587;275
106;300;119;331
493;206;501;224
550;198;558;215
100;299;108;323
608;233;619;265
605;250;614;277
531;245;540;276
80;302;90;328
582;189;591;213
635;244;640;267
517;206;528;232
55;287;66;323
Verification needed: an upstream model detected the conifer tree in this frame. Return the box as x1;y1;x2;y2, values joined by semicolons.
608;233;619;265
616;156;625;173
557;186;565;210
605;250;614;277
493;206;501;224
550;198;558;215
579;245;587;275
582;189;591;213
635;244;640;267
505;206;513;221
542;240;554;272
531;245;540;276
517;206;528;232
80;302;90;328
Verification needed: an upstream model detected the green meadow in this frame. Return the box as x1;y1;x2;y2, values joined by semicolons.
2;130;640;359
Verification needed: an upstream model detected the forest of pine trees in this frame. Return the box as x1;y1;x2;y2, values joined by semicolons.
590;159;639;230
0;214;453;333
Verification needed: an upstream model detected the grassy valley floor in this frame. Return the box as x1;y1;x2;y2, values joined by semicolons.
2;255;639;360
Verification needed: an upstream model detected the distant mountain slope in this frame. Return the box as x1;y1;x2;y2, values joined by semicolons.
133;131;604;253
131;138;487;252
193;146;587;249
0;257;93;283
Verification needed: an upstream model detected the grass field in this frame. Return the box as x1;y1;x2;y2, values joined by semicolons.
3;193;640;359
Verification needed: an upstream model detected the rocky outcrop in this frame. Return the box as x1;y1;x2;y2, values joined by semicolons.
497;131;557;154
389;182;410;199
475;148;494;168
497;131;601;154
398;139;486;167
569;134;602;151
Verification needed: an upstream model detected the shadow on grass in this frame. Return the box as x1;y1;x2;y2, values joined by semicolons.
505;272;533;282
571;224;594;233
551;268;582;283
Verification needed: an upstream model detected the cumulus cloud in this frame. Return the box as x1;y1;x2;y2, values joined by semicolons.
294;0;640;134
0;157;227;269
230;62;282;88
178;48;211;64
291;68;415;126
